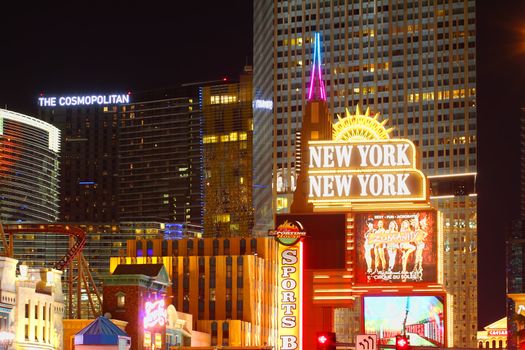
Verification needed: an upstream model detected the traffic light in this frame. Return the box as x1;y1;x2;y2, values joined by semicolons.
316;331;336;350
395;334;410;350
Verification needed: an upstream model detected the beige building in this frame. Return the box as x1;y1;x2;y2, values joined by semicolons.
110;237;279;347
0;257;65;350
477;317;507;349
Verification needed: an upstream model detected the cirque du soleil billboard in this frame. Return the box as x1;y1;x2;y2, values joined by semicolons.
354;210;437;284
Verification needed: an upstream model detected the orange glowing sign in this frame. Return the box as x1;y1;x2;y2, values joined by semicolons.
278;242;303;350
308;139;426;204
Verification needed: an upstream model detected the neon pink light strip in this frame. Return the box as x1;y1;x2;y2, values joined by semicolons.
307;34;317;100
307;32;326;101
317;33;326;100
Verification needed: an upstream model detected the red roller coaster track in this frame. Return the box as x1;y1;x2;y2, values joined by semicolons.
0;223;100;318
1;223;86;270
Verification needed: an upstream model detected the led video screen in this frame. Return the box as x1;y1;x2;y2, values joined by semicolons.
354;210;437;284
363;295;445;347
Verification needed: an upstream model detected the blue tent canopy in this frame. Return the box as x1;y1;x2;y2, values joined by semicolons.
75;316;130;345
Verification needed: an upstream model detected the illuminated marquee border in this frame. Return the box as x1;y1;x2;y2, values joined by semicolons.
307;138;428;205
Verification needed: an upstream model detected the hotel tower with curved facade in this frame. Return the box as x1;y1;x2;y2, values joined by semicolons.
0;109;60;222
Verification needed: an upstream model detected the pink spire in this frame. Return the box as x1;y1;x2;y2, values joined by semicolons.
307;32;326;101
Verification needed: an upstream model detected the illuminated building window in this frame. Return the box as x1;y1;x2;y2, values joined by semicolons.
239;132;247;141
136;241;143;257
277;197;288;211
146;240;153;256
311;131;319;140
221;135;229;142
116;292;125;308
229;132;238;141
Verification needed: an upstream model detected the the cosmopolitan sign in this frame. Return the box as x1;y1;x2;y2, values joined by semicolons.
308;139;426;204
38;93;130;107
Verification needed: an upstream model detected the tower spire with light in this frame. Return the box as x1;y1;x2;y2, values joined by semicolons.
307;32;326;101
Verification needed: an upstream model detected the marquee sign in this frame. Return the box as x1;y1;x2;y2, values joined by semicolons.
38;93;130;107
270;221;304;350
308;139;426;203
307;107;428;206
278;242;303;350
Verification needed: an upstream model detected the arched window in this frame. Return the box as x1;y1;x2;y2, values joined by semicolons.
478;341;483;348
172;240;179;255
187;239;194;255
116;292;125;308
498;340;503;348
162;240;168;256
492;340;496;348
213;239;219;255
250;238;257;254
224;239;230;255
136;241;143;257
198;239;204;256
222;321;229;346
240;239;246;255
147;240;153;256
211;321;218;346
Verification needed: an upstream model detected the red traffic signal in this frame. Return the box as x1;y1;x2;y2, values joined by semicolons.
395;335;410;350
317;331;336;350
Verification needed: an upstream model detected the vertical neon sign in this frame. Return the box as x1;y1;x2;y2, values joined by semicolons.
307;32;326;101
270;221;306;350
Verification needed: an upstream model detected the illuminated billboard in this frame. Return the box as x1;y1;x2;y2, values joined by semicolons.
355;210;437;284
307;139;427;205
277;242;303;350
38;93;130;107
364;295;445;347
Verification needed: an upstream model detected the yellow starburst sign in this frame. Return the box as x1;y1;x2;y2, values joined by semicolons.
333;105;394;141
307;106;428;208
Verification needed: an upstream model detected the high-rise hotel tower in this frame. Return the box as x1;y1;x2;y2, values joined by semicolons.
253;0;476;346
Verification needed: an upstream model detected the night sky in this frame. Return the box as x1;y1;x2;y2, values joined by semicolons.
1;1;524;329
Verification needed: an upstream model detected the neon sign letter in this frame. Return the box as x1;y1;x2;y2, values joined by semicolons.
143;300;167;329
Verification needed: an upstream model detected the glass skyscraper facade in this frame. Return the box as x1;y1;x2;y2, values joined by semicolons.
253;0;477;346
0;108;60;222
201;68;254;236
118;91;203;228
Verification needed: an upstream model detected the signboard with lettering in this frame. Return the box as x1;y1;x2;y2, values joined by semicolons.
308;139;426;205
143;299;167;329
354;210;438;284
270;221;304;350
38;93;130;107
278;242;302;350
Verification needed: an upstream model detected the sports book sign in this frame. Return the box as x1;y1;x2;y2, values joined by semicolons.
308;139;427;205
